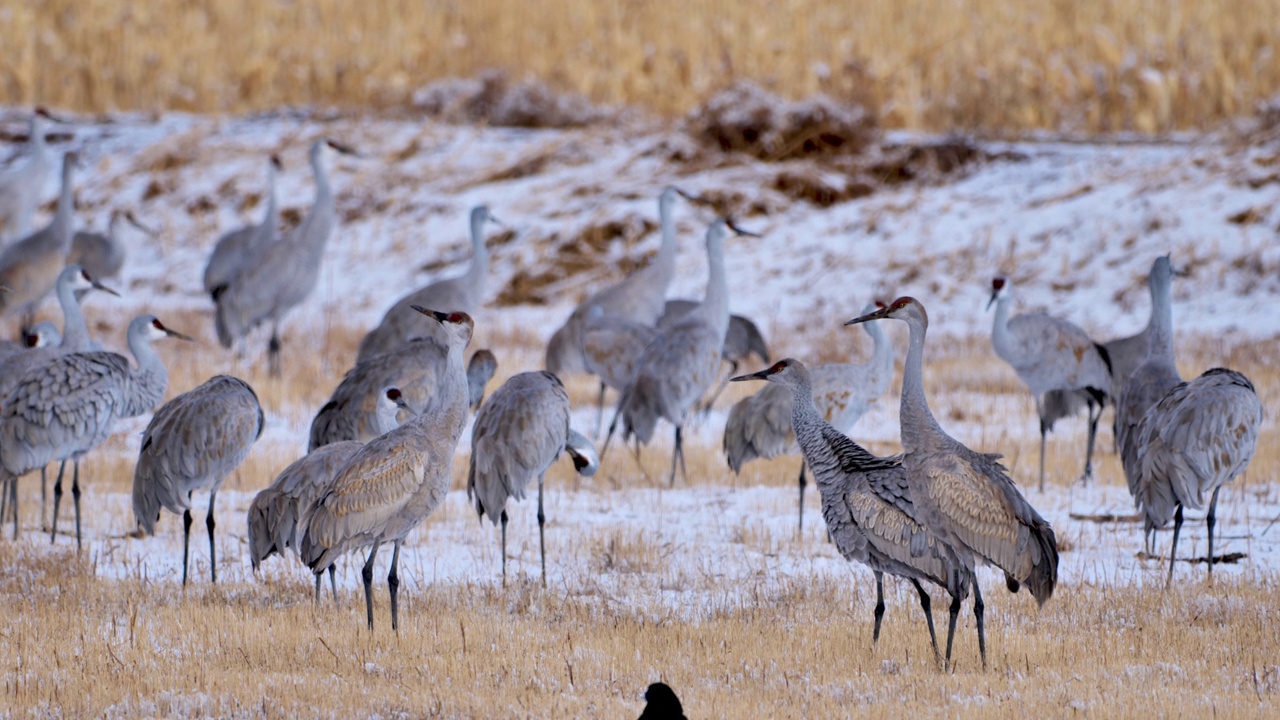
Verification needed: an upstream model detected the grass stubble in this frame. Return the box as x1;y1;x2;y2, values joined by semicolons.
1;318;1278;718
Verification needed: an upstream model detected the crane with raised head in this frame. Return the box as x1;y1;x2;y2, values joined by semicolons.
603;219;757;486
988;276;1112;489
0;315;189;546
356;205;502;362
848;297;1059;670
0;152;79;330
732;358;969;665
724;300;893;533
0;108;58;242
658;297;770;412
71;210;150;286
203;155;282;301
215;140;354;375
300;308;474;633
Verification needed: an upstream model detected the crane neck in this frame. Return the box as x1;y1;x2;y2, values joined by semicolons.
864;317;893;373
691;230;729;341
262;162;278;228
1148;270;1175;360
989;293;1017;358
899;316;944;453
464;213;489;286
52;157;75;244
55;276;91;352
309;144;331;205
650;194;678;287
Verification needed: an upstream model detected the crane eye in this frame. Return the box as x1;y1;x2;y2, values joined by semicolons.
447;312;466;323
991;277;1006;290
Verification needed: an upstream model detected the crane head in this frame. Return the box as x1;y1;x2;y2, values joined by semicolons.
726;218;761;238
847;296;926;328
987;276;1010;310
411;306;475;346
66;264;121;298
324;139;359;157
122;209;157;236
730;358;807;385
146;317;194;342
269;154;284;171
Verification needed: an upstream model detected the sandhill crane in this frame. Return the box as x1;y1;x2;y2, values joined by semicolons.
466;349;498;410
0;264;118;533
355;206;501;362
204;155;282;301
1134;368;1263;587
848;297;1059;670
468;371;599;587
544;186;688;376
658;297;770;411
732;358;972;664
0;315;190;547
1099;257;1169;405
724;301;893;533
133;375;263;585
300;308;474;632
638;683;687;720
604;219;757;486
215;139;354;375
581;308;658;434
308;339;495;451
1117;255;1181;501
249;387;412;603
0;152;79;329
0;108;57;242
70;210;149;286
988;276;1112;490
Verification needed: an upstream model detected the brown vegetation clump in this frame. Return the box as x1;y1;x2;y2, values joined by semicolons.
684;81;878;161
494;216;656;306
412;70;603;128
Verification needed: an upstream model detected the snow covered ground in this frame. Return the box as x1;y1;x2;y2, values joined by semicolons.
3;106;1278;609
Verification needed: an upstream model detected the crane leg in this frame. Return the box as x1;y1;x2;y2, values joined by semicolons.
1206;487;1221;583
669;425;687;488
944;590;961;671
537;472;547;588
0;475;8;536
329;564;339;605
268;327;282;378
1081;393;1103;483
6;472;17;540
500;510;508;588
973;578;987;671
594;382;607;439
182;508;193;586
1165;504;1183;590
206;491;218;584
797;462;807;534
71;460;82;552
872;570;886;644
1038;418;1048;492
50;461;67;544
41;464;52;532
388;540;402;633
314;572;322;606
910;578;941;666
362;541;381;631
600;406;621;464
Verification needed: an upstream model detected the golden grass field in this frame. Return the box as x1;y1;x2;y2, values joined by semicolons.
4;0;1280;132
2;317;1278;718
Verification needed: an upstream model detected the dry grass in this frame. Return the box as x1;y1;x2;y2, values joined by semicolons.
4;318;1280;717
5;1;1280;133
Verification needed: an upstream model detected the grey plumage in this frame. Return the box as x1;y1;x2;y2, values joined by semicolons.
466;349;498;410
658;297;771;374
203;155;280;301
1101;256;1174;404
724;300;893;533
849;297;1059;670
731;358;968;664
581;308;658;434
988;276;1112;490
605;219;745;487
1134;368;1263;587
214;140;352;375
468;370;599;586
1117;256;1182;498
0;315;188;548
308;330;494;451
0;109;55;242
249;386;411;602
132;375;264;585
0;152;78;327
544;187;685;376
70;210;145;285
300;309;474;632
356;205;500;362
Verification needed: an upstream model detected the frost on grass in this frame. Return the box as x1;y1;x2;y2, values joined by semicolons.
412;70;603;128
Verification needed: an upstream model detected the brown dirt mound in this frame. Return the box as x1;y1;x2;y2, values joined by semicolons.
685;81;877;161
494;216;657;306
412;70;603;128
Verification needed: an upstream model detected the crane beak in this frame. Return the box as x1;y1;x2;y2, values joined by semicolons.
845;305;891;326
674;187;706;203
487;213;505;228
123;210;157;236
726;219;761;238
155;321;194;341
91;279;121;297
410;305;450;324
730;368;772;383
34;107;67;123
325;139;360;157
986;292;999;311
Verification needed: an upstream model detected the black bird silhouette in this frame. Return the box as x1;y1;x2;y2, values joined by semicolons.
638;682;686;720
